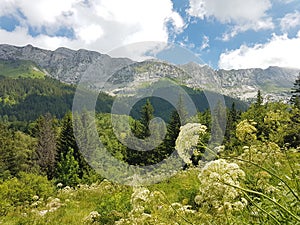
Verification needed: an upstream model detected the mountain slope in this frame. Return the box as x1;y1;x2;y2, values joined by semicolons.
216;66;299;102
0;59;45;79
0;76;114;121
0;44;133;84
0;44;298;102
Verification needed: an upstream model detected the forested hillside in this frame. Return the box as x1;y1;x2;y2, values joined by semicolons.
0;76;114;125
0;55;299;224
0;83;299;224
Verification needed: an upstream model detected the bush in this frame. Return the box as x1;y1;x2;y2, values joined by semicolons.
0;172;55;216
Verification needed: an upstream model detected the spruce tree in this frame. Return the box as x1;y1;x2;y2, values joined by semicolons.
56;112;91;179
36;113;57;179
164;110;181;152
290;73;300;109
255;90;263;107
0;123;17;179
56;147;80;187
126;99;154;165
224;102;239;143
177;94;188;125
139;99;154;138
211;101;226;144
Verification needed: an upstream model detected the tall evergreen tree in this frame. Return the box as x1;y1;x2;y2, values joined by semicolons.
177;94;188;125
0;123;17;179
255;90;263;107
139;99;154;138
164;110;181;152
224;102;239;143
290;72;300;109
36;113;57;179
0;123;37;179
198;109;211;130
211;101;226;145
56;147;80;187
56;112;91;179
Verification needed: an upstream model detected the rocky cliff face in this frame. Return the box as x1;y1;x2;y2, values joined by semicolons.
180;62;299;102
216;66;298;102
0;44;298;102
0;44;133;84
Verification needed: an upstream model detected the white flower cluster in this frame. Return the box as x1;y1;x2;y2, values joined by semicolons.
131;186;150;206
236;120;257;142
115;186;196;224
195;159;247;213
84;211;101;224
254;171;278;194
31;195;43;208
37;197;63;216
175;123;207;165
115;186;153;225
240;142;283;164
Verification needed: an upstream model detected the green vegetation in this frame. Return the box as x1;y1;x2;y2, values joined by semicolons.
0;76;114;124
290;72;300;108
0;68;299;224
0;59;45;79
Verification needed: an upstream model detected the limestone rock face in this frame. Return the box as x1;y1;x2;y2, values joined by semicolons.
0;44;133;84
0;44;298;102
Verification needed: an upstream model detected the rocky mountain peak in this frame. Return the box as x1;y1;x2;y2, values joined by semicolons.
0;44;298;102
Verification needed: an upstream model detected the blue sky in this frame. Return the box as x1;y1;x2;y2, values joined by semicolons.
0;0;299;69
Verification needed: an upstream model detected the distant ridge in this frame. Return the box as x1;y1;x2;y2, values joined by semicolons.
0;44;298;102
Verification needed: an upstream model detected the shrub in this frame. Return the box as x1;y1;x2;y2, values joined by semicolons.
0;172;55;216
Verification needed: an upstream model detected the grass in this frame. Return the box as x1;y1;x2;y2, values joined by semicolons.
0;59;45;79
0;154;299;225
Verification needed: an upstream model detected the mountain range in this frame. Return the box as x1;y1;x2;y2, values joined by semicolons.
0;44;298;102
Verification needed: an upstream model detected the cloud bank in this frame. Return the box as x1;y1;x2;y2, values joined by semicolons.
219;32;300;69
0;0;184;58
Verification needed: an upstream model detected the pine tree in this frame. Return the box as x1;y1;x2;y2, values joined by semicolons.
139;99;154;138
0;123;17;179
211;101;226;144
177;94;188;125
224;102;239;143
290;72;300;109
255;90;263;107
36;113;57;179
56;112;91;179
0;124;36;179
164;110;181;152
56;147;80;187
73;110;98;165
56;112;77;159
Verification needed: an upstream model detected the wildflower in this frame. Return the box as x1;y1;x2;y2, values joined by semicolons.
236;120;257;142
214;145;225;154
274;161;281;167
195;159;246;213
84;211;100;223
56;183;63;188
32;195;39;201
240;142;282;164
175;123;207;165
131;186;150;206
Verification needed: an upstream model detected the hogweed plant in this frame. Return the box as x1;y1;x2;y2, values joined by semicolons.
218;120;300;224
194;159;247;214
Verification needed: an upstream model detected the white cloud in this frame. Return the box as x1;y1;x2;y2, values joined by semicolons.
0;0;184;59
219;32;300;69
76;24;104;44
200;35;209;50
188;0;274;38
221;18;274;41
0;26;78;50
280;10;300;31
276;0;295;3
